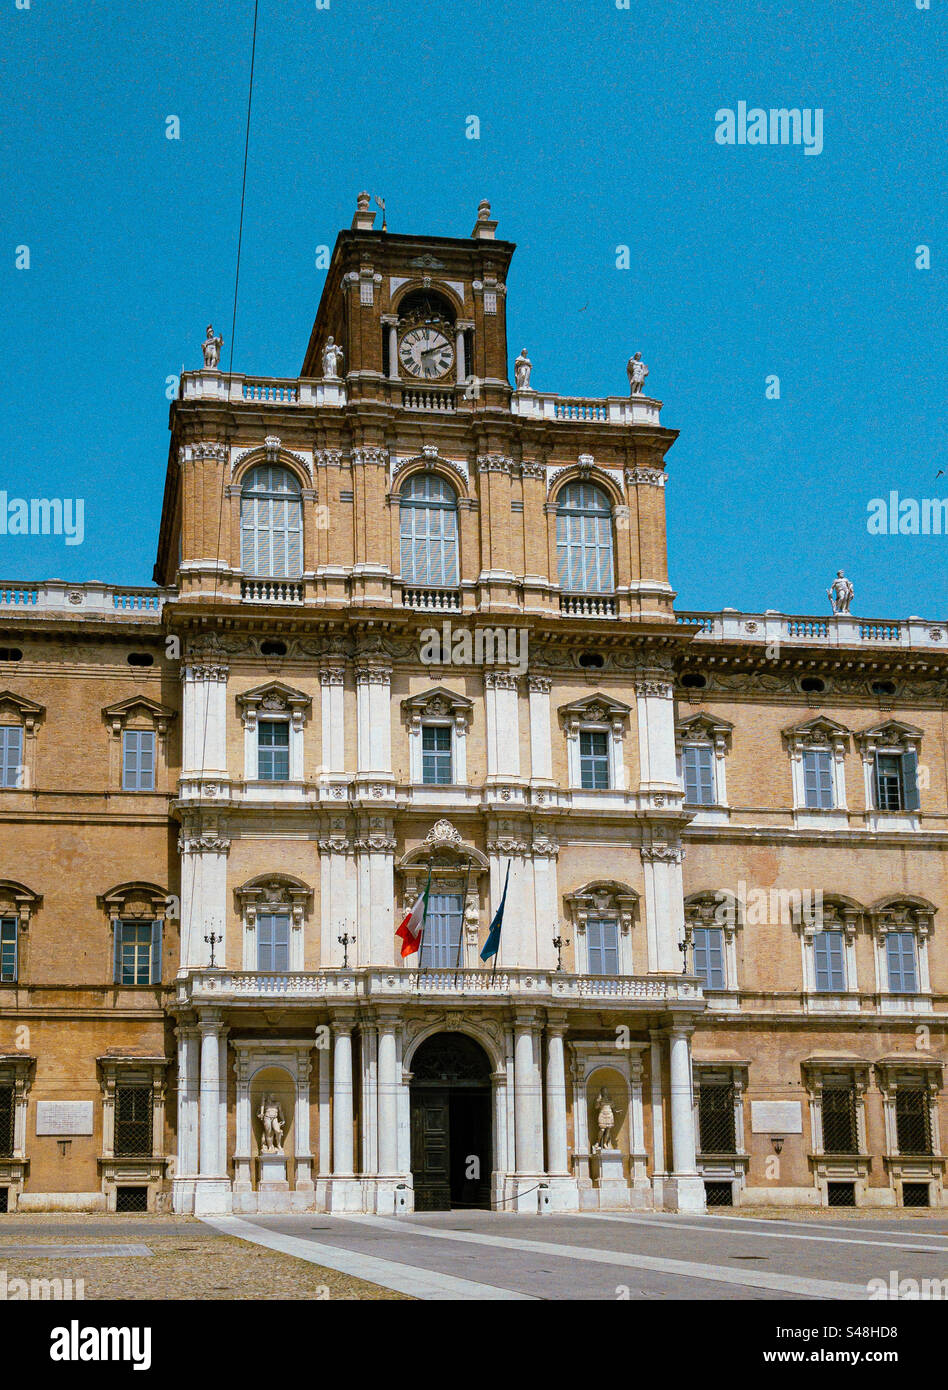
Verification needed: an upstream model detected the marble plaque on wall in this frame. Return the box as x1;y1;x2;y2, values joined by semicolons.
750;1101;803;1134
35;1101;94;1136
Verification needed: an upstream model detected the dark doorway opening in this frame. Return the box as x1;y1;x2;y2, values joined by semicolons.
410;1032;492;1212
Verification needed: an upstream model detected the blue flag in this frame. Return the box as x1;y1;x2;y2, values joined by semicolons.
480;861;510;963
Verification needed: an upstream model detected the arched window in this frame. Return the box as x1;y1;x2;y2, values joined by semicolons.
556;481;614;593
399;473;459;587
240;465;303;579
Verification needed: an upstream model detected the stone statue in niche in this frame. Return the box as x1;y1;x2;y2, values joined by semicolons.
257;1093;286;1153
827;570;854;615
514;348;533;391
593;1088;617;1151
202;325;223;369
322;337;344;379
626;351;649;395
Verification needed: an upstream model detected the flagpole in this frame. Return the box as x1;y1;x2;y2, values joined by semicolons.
453;852;472;989
415;858;432;992
491;859;509;983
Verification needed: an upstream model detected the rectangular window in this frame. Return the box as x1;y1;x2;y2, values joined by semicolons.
0;1084;13;1158
586;917;620;975
802;748;834;809
114;1085;153;1157
0;919;17;984
886;932;918;994
814;930;846;992
420;893;463;969
0;726;24;789
822;1085;858;1153
579;729;610;789
698;1082;736;1153
421;725;452;785
257;720;290;781
895;1088;932;1156
122;730;155;791
682;745;715;805
257;913;290;972
691;926;726;990
875;751;919;813
114;921;161;986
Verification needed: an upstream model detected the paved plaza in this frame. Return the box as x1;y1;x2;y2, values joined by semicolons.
203;1209;948;1301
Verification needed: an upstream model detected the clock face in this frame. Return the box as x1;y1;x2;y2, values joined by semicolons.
398;326;454;379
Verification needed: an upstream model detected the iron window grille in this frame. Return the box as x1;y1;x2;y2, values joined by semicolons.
822;1085;858;1153
115;1186;149;1213
698;1082;736;1153
895;1088;932;1155
114;1085;153;1157
827;1181;856;1207
0;1084;13;1157
704;1180;734;1207
902;1182;930;1208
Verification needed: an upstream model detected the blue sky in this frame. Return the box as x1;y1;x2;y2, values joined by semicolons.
2;0;945;617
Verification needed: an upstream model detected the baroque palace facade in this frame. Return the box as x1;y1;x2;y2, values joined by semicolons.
0;195;946;1217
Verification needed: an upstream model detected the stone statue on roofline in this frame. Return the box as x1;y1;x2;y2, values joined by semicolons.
514;348;533;391
202;324;223;369
827;570;854;615
322;336;344;379
626;350;649;395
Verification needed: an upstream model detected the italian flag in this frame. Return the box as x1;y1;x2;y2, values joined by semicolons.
395;870;431;959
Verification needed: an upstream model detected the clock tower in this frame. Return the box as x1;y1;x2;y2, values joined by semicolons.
300;194;514;410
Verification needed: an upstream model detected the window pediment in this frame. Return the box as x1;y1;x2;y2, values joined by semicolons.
855;719;922;754
98;881;170;920
102;697;175;737
402;687;473;732
564;880;639;933
676;712;733;751
0;879;41;924
559;693;631;735
0;691;45;731
782;715;850;752
867;895;935;938
235;874;312;929
236;682;312;731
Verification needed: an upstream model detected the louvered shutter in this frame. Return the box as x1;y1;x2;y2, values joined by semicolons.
902;749;920;811
113;920;123;983
150;921;162;984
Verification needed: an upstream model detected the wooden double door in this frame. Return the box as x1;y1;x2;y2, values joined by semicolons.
409;1032;492;1212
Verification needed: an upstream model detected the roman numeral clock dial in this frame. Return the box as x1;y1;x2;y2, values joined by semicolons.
398;326;455;379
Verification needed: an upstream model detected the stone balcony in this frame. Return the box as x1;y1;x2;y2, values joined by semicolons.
176;966;704;1011
178;369;664;426
0;580;172;619
676;609;947;649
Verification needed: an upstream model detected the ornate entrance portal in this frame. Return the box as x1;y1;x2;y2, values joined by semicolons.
409;1032;492;1212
